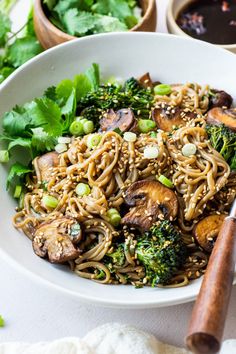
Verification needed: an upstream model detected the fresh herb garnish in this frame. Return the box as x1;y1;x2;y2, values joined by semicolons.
43;0;141;37
0;6;43;84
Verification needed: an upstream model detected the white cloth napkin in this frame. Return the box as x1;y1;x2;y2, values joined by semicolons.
1;323;234;354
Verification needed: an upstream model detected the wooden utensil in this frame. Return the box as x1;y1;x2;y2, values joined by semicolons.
186;200;236;354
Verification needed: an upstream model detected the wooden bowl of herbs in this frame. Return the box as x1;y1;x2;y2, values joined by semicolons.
34;0;157;49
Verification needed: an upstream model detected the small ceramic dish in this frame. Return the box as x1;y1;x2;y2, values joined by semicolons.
166;0;236;53
33;0;157;49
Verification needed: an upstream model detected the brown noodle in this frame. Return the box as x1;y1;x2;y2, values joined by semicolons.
13;81;234;288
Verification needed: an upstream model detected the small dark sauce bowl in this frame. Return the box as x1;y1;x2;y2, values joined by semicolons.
166;0;236;53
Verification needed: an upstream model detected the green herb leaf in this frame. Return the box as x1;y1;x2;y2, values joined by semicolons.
85;63;100;90
94;14;127;32
44;86;57;101
0;11;11;46
2;107;32;137
7;162;31;189
27;97;63;137
62;9;95;36
31;127;56;153
7;36;43;68
53;0;91;20
74;74;93;101
0;66;14;83
92;0;133;22
8;137;32;151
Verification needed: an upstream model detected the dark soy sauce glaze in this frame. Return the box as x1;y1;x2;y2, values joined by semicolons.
177;0;236;45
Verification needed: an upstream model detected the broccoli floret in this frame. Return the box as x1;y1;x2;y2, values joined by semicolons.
135;221;187;286
78;78;154;123
206;124;236;170
106;243;126;267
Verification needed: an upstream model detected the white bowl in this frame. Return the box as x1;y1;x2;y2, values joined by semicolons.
0;32;236;308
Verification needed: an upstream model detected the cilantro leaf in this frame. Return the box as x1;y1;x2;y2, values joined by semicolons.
8;137;32;152
92;0;133;22
25;7;36;37
7;162;32;189
53;0;91;19
44;86;57;101
85;63;100;90
2;107;32;137
27;97;63;137
62;9;95;36
31;128;56;153
94;14;127;33
0;66;14;84
0;11;11;46
7;36;43;68
74;74;93;101
56;79;77;129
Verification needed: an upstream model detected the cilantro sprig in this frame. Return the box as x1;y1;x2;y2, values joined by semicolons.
0;64;100;191
0;7;43;84
43;0;141;36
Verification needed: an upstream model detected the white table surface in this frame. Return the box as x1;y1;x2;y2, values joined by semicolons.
1;0;236;348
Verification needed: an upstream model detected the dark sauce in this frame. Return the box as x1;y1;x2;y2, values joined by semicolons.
177;0;236;45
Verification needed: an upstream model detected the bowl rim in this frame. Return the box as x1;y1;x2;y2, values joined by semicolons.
34;0;157;40
166;0;236;49
1;32;236;308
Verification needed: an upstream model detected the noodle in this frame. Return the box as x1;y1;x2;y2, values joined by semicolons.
12;79;235;288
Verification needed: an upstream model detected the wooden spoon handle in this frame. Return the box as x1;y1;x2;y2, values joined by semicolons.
186;216;236;354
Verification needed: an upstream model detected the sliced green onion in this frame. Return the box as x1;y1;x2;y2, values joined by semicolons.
69;121;84;136
58;136;71;144
76;183;91;196
83;120;94;134
107;208;121;227
182;143;197;157
19;192;25;210
80;118;88;125
150;131;157;138
14;185;22;199
75;116;83;122
107;208;120;218
158;175;174;189
123;132;137;142
42;195;59;209
0;150;9;163
87;134;102;149
154;84;172;96
144;146;159;159
110;214;121;227
138;119;156;133
55;143;67;154
0;315;5;327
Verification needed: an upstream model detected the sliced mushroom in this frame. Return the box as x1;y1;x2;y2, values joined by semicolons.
152;105;197;132
193;214;226;253
122;180;178;231
209;89;233;109
100;108;135;132
138;72;153;89
33;152;59;183
33;217;82;263
206;107;236;132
